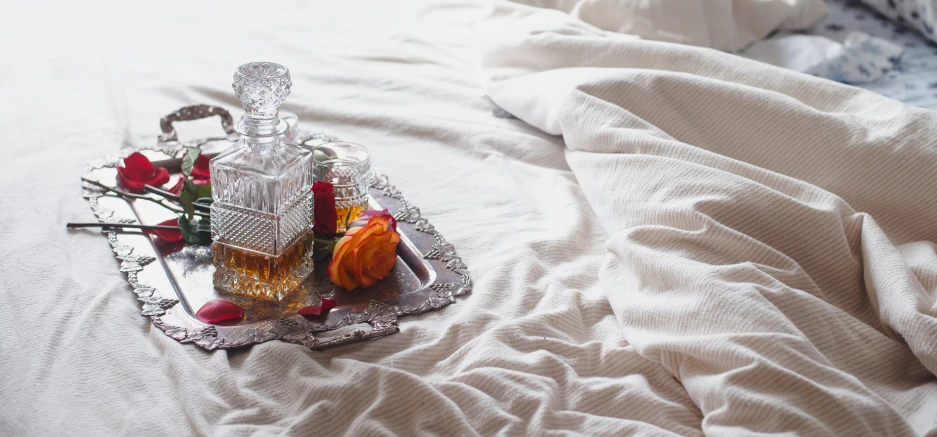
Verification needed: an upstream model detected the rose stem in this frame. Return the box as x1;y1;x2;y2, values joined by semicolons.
144;184;180;201
81;177;148;200
66;223;181;231
81;177;209;218
144;185;211;212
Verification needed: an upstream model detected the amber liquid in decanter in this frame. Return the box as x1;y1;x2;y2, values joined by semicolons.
211;233;314;298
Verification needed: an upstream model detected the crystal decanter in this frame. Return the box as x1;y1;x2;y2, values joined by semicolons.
210;62;315;301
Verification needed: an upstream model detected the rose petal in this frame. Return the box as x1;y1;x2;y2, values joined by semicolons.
117;153;170;193
312;181;337;235
195;300;244;324
328;215;400;291
354;231;390;287
122;152;154;180
146;218;183;242
116;166;147;193
350;223;386;280
327;234;357;290
298;298;337;317
146;167;171;189
349;209;397;231
167;177;185;195
351;222;384;247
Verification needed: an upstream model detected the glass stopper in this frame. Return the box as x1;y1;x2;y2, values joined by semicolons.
232;62;292;118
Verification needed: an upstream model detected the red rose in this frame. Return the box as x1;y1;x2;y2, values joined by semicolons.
168;176;210;195
312;181;337;235
116;152;170;193
168;154;211;194
190;155;211;183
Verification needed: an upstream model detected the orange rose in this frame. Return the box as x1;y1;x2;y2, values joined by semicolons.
327;214;400;290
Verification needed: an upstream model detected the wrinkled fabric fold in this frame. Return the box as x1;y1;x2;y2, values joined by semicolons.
480;2;937;435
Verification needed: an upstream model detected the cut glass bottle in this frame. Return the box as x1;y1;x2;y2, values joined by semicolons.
209;62;315;301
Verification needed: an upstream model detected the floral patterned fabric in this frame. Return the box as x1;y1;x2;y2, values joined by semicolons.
810;0;937;109
742;31;904;84
859;0;937;42
817;32;905;83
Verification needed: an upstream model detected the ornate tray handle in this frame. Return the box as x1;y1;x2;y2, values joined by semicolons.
296;301;401;349
159;104;237;143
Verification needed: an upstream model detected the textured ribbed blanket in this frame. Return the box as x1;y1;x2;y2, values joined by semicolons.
481;2;937;435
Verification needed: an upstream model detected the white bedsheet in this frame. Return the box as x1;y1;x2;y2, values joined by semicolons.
0;1;935;436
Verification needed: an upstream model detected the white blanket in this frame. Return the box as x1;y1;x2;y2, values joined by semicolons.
481;2;937;435
1;1;936;436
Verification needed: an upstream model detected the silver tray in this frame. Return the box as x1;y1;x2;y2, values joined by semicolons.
79;108;471;350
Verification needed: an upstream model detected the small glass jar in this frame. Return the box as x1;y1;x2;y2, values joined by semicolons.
311;142;372;233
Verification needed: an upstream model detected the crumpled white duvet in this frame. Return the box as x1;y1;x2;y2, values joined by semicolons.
1;1;936;436
481;2;937;435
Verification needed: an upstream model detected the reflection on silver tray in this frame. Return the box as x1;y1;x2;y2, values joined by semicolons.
80;144;471;350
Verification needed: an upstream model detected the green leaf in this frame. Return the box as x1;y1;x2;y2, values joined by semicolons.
181;146;202;176
179;191;195;220
195;216;211;234
197;183;212;199
312;237;339;262
183;179;198;198
177;216;211;245
177;216;198;244
313;247;331;262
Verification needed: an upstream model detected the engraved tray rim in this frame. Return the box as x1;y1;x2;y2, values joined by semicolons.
80;142;472;351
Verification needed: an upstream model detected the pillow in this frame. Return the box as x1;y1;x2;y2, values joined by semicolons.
741;32;904;84
859;0;937;43
509;0;829;52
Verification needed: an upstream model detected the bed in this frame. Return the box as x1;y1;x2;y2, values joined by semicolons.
1;1;936;436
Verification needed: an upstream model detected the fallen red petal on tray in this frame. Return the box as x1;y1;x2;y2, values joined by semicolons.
146;218;183;242
298;298;337;317
196;300;244;324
